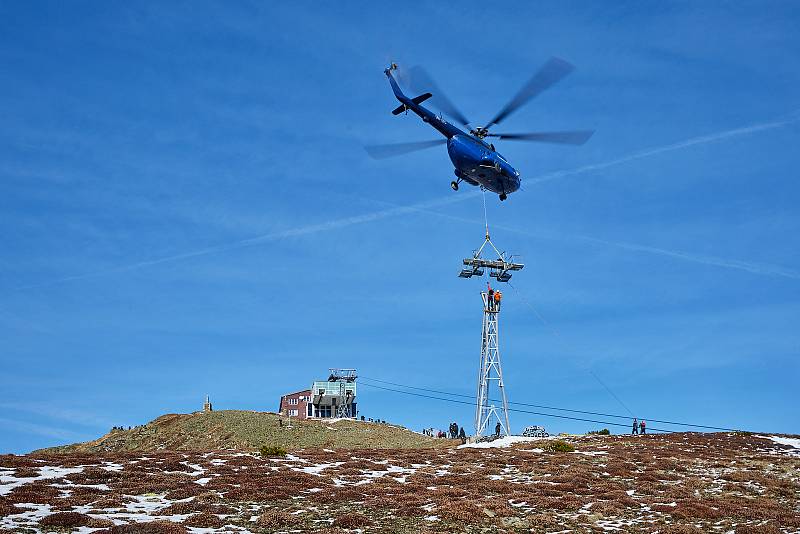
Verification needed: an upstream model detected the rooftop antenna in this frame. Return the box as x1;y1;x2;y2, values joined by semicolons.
458;215;523;438
328;368;358;418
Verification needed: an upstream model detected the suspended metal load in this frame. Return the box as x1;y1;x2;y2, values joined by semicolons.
459;266;484;278
459;230;524;283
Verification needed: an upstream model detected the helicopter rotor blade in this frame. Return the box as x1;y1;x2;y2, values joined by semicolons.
400;65;471;127
486;130;594;145
484;57;575;130
364;139;447;159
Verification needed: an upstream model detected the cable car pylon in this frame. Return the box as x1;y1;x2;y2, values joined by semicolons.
458;222;524;438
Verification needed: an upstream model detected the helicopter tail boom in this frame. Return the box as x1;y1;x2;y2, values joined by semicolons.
391;92;432;115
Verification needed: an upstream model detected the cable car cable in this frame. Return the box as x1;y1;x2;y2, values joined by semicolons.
359;381;672;433
358;376;740;432
506;281;636;418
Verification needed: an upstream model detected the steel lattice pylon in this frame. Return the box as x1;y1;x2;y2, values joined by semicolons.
475;290;511;437
459;226;522;438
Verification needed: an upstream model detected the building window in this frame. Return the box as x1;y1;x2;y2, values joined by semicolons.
318;405;332;418
289;398;298;405
288;409;298;417
307;404;313;417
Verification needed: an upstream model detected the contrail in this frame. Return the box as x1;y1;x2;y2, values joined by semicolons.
527;113;800;185
15;192;480;291
15;112;798;290
400;208;800;281
575;235;800;280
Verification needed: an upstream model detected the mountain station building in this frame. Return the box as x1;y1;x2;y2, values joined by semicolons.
278;369;357;420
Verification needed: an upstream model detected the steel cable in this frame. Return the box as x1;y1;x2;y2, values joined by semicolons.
359;376;740;432
359;381;672;433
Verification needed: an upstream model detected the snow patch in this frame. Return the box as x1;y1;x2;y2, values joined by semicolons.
101;462;125;472
0;503;52;530
297;462;343;476
0;465;84;496
458;436;545;449
758;435;800;455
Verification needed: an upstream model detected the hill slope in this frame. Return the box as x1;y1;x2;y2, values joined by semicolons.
39;410;450;453
6;433;798;533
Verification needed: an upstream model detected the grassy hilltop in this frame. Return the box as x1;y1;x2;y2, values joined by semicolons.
39;410;452;453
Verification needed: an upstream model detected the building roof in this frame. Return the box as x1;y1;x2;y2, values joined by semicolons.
280;389;311;398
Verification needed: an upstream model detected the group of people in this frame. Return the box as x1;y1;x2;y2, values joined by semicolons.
422;427;447;438
449;422;467;442
632;418;647;435
487;284;503;311
422;422;467;443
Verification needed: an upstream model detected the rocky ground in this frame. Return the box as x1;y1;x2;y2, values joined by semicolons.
2;432;799;533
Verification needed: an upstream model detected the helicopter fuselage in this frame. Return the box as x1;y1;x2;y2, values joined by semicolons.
385;67;521;198
447;134;519;195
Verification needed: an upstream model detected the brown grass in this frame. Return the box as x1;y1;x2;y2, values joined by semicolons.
333;512;372;528
39;511;91;528
6;482;61;504
182;512;224;528
658;525;705;534
0;455;39;468
437;500;487;523
87;517;116;528
735;524;782;534
257;510;297;528
6;433;799;533
97;521;188;534
0;498;18;518
12;467;41;478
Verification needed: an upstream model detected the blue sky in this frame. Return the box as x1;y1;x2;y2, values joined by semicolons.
1;1;798;453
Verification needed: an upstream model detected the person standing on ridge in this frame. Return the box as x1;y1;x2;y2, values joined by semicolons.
495;421;501;437
632;418;638;435
640;420;646;435
459;426;466;444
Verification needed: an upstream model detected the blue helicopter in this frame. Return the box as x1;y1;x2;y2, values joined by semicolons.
366;58;594;201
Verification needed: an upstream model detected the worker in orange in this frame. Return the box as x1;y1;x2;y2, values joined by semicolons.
494;289;502;310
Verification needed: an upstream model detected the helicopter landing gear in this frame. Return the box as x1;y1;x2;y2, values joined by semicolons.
499;193;507;201
451;180;460;191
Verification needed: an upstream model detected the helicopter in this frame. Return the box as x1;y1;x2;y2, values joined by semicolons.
366;58;594;201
